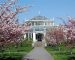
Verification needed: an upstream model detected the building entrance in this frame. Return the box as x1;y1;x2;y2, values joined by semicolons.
36;33;43;41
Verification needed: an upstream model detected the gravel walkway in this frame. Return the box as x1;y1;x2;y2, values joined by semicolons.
23;47;54;60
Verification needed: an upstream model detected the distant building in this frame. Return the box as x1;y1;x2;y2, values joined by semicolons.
24;16;54;47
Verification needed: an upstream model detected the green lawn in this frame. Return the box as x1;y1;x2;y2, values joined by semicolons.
0;40;33;60
46;45;75;60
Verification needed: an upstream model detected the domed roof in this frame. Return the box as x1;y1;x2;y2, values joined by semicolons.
30;16;49;20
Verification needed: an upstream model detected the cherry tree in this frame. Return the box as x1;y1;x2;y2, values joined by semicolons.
0;0;30;50
46;25;64;46
64;17;75;54
56;17;75;54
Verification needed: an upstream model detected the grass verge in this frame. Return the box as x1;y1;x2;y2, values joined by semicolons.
46;45;75;60
0;40;33;60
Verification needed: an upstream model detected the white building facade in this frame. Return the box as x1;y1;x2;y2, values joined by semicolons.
25;16;54;47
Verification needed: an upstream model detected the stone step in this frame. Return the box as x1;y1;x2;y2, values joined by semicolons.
34;41;45;47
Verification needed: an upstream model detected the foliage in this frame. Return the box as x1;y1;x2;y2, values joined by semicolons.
45;25;64;45
64;17;75;47
46;17;75;50
0;0;30;50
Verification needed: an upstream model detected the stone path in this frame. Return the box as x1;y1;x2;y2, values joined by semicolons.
23;47;54;60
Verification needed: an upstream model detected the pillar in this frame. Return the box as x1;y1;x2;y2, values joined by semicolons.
24;34;26;39
32;32;36;47
33;32;36;42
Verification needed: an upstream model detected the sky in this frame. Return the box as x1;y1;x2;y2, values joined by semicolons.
0;0;75;25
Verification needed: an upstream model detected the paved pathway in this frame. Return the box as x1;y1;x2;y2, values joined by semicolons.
23;47;54;60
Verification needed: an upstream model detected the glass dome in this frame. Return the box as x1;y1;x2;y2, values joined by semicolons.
30;16;49;20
